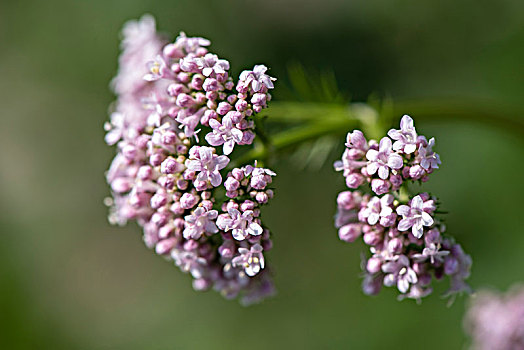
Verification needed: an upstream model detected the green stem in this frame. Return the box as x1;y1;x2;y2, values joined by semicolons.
233;117;359;166
236;98;523;166
393;98;524;135
265;99;524;135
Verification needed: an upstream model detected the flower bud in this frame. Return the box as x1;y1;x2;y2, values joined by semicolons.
371;179;390;195
155;238;176;255
180;193;198;209
337;191;356;210
161;157;183;174
346;173;365;189
339;224;362;243
216;102;232;115
366;257;382;274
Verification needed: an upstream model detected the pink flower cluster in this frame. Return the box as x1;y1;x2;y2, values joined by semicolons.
334;116;471;302
334;115;441;195
464;286;524;350
104;15;276;304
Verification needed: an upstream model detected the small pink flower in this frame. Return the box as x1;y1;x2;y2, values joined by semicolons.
417;137;441;170
387;115;418;154
185;146;230;187
396;195;434;239
232;244;265;276
205;116;243;155
196;53;230;77
237;65;276;93
183;207;219;240
366;137;403;179
217;208;263;241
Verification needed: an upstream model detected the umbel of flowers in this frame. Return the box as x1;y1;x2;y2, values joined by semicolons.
104;15;276;305
334;115;472;302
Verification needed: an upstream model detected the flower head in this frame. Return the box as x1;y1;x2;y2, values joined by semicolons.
465;286;524;350
105;17;277;304
334;115;471;303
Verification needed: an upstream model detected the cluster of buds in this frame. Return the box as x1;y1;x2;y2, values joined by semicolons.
104;15;277;305
334;115;472;302
334;115;441;195
464;285;524;350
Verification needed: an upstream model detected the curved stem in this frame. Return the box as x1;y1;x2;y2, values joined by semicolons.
232;117;359;166
393;98;524;135
265;99;524;135
236;98;523;166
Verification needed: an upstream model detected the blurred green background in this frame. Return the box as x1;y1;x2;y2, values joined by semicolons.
1;0;523;349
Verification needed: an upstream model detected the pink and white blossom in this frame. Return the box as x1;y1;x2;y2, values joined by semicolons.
185;146;230;187
232;244;265;277
366;137;403;180
334;115;471;303
417;137;441;170
105;17;277;304
396;195;434;239
205;116;243;155
217;208;263;241
237;65;276;93
183;207;219;239
387;115;418;154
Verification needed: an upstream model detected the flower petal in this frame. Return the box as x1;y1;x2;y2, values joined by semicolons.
367;162;378;175
421;211;434;227
412;222;424;239
404;143;417;154
400;115;414;131
247;222;263;236
398;218;413;231
215;155;230;170
366;149;379;162
387;154;403;169
223;140;234;155
379;137;392;152
411;195;423;210
209;171;222;187
396;205;410;216
205;132;224;146
378;166;389;180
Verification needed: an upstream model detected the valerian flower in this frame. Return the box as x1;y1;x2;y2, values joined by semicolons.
396;195;434;239
105;16;277;304
185;146;230;187
217;208;263;241
387;114;418;154
382;255;418;294
196;53;230;77
334;115;472;303
366;137;403;180
183;207;219;239
237;65;276;93
172;250;207;279
205;115;244;155
417;137;441;170
232;244;265;277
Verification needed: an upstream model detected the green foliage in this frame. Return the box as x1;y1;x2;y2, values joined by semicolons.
279;63;347;104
